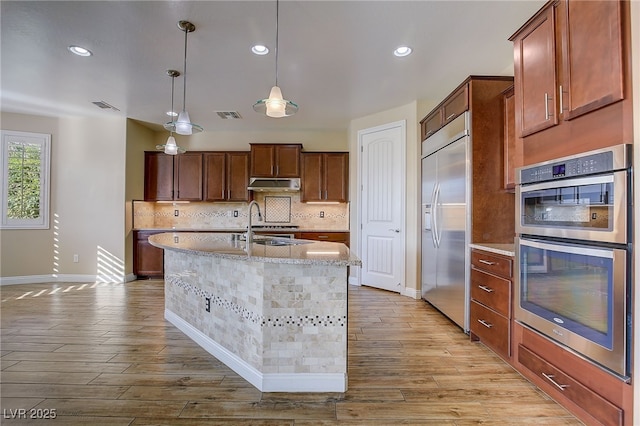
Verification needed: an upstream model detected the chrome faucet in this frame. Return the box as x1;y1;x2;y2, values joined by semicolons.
246;200;263;246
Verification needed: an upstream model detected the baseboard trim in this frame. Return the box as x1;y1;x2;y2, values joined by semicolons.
403;287;421;299
165;309;347;392
0;273;135;286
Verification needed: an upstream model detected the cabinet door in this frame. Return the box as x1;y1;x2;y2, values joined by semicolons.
274;145;301;177
502;86;521;190
558;0;624;120
324;153;348;202
442;84;468;125
250;144;276;177
301;153;323;202
174;153;203;201
513;5;558;137
134;232;164;277
227;152;250;201
144;152;174;201
203;153;226;201
421;109;442;141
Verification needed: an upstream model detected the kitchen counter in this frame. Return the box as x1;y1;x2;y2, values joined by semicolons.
148;232;360;266
150;232;359;393
469;243;515;257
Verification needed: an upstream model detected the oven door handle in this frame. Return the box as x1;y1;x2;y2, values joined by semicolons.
519;173;615;193
519;238;615;259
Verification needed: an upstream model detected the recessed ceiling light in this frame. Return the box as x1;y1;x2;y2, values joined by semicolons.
68;45;92;57
393;46;412;57
251;44;269;55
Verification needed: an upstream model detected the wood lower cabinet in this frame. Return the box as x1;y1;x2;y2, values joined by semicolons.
203;152;250;202
514;324;631;426
469;249;513;360
301;152;348;202
134;230;165;278
296;232;349;247
144;152;203;201
250;144;302;178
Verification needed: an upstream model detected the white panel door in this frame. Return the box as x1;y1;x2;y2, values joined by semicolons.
359;122;405;293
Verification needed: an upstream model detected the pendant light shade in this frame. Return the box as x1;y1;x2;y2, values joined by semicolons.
157;69;186;155
164;20;202;135
253;0;298;118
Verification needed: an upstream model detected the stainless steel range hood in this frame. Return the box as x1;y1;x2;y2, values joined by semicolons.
247;177;301;192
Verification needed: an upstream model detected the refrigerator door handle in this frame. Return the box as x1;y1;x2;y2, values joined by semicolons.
433;182;442;247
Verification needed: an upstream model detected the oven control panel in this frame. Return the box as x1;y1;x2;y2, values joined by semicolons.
519;150;616;185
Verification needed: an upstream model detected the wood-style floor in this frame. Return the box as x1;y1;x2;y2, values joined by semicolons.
0;280;583;425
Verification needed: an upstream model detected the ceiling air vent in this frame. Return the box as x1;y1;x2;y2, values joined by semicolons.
91;101;120;111
216;111;242;120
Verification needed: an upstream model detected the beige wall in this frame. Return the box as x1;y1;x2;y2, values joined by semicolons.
347;101;421;297
153;128;348;152
1;112;127;283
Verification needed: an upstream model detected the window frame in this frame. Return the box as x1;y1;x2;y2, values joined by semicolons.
1;130;51;229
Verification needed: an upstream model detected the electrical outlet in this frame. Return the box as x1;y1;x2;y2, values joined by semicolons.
320;211;325;218
73;254;79;263
234;210;239;217
174;209;179;217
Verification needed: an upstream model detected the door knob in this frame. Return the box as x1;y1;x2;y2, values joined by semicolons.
389;228;400;233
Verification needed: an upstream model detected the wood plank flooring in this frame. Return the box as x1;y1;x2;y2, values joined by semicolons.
1;280;583;425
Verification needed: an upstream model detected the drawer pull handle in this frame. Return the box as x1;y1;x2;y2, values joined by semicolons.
446;113;456;120
318;236;329;239
478;285;494;293
542;373;568;391
477;319;493;329
478;259;496;266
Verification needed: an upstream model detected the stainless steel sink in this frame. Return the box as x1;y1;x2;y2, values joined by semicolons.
253;238;309;246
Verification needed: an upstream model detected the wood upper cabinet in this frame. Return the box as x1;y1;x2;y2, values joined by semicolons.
512;4;557;137
144;152;203;201
511;0;625;138
203;152;250;202
556;0;624;120
301;152;349;202
502;85;522;190
250;144;302;178
420;83;469;141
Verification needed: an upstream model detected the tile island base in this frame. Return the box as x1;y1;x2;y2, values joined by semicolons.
152;232;359;392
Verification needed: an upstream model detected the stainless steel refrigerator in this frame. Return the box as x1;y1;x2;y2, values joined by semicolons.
421;113;470;331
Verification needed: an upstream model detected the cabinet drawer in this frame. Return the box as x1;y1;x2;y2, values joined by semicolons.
471;250;512;279
297;232;349;245
442;84;468;124
470;268;510;317
518;344;623;426
470;301;509;357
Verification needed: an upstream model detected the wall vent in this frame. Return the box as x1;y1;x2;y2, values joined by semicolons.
92;101;120;111
216;111;242;119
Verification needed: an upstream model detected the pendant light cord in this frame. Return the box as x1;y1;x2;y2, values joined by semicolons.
182;25;188;112
275;0;279;87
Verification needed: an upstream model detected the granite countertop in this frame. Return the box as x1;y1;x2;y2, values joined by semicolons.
148;232;361;267
134;228;350;233
469;243;515;257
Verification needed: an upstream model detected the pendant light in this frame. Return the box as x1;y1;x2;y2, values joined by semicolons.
253;0;298;118
157;70;186;155
165;20;203;135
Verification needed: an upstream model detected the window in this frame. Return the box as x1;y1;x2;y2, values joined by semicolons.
1;130;51;229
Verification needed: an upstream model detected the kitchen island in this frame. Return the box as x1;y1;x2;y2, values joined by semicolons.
148;232;361;392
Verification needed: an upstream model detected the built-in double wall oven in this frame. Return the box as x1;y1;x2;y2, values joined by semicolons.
515;144;632;379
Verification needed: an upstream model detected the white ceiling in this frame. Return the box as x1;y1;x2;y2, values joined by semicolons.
1;1;545;133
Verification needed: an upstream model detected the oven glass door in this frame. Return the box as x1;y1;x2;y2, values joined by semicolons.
515;237;628;376
516;171;627;243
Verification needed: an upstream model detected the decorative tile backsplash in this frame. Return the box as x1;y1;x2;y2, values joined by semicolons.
133;192;349;230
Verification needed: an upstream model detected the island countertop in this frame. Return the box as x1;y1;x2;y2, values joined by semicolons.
148;232;361;267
